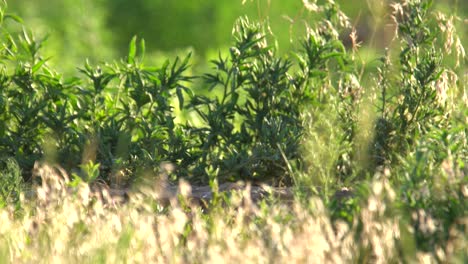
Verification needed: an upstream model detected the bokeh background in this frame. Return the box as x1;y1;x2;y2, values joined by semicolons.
7;0;467;74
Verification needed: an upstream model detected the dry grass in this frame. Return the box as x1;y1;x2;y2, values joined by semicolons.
0;163;465;263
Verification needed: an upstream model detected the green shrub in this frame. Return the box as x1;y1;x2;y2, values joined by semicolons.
0;158;23;210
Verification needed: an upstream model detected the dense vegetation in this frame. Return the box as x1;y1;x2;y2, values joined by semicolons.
0;0;466;262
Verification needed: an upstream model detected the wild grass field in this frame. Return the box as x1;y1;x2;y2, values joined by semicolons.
0;0;466;262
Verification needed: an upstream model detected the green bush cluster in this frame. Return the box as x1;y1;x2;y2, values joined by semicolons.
0;2;349;186
0;0;465;183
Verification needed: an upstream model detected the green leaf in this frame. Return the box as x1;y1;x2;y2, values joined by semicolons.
68;174;83;188
4;13;23;23
32;58;49;73
128;36;137;64
177;87;184;110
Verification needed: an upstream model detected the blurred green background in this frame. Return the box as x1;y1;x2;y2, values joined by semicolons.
7;0;467;74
